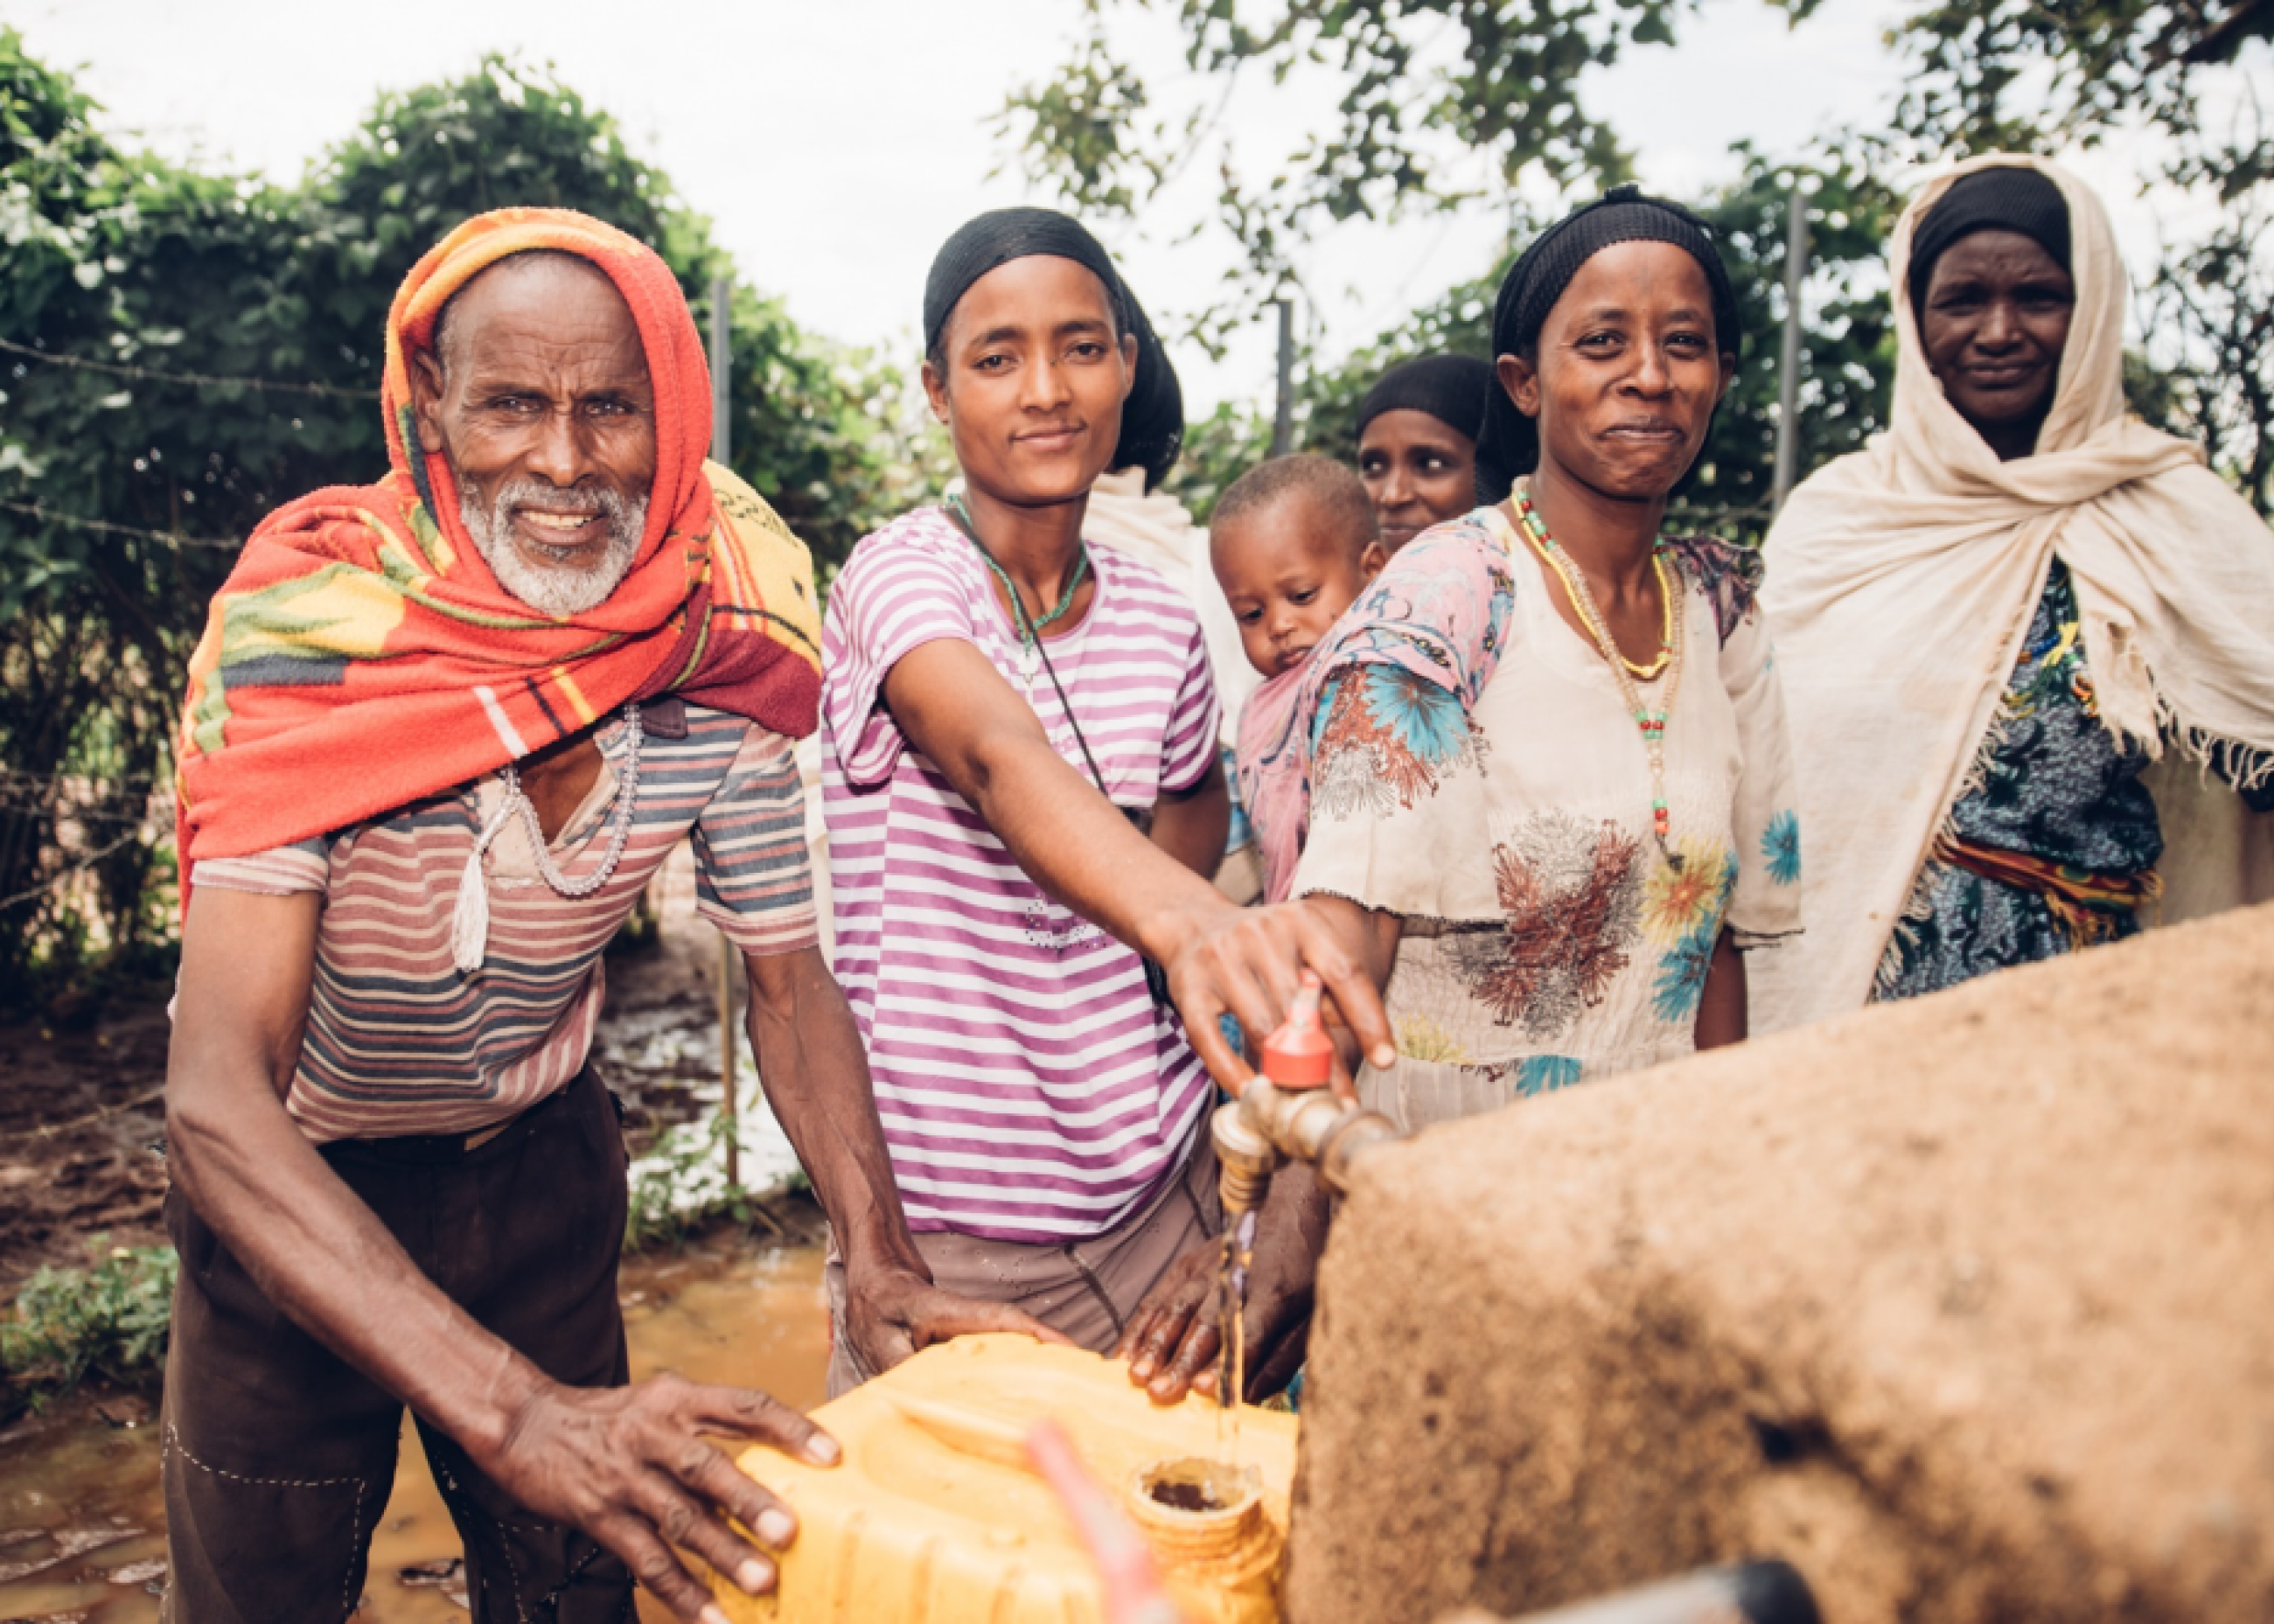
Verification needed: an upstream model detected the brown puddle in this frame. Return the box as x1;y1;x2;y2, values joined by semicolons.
0;1239;829;1622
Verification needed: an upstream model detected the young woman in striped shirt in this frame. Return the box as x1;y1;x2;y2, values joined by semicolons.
819;208;1391;1397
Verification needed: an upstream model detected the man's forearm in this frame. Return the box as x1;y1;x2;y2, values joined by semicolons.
169;1070;545;1457
743;946;926;1277
167;886;544;1458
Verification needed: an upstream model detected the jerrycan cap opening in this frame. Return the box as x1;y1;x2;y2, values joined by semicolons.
1259;972;1332;1091
1125;1456;1274;1577
1134;1456;1260;1516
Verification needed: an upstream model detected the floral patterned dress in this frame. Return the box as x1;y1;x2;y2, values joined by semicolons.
1290;506;1803;1132
1875;561;2163;999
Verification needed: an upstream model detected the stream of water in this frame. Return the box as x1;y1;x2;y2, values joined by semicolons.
0;1240;830;1623
1213;1206;1259;1467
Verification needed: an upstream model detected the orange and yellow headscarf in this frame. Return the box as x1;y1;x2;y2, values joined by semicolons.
176;207;821;869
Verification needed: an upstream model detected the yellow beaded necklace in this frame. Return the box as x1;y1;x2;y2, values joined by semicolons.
1517;501;1674;680
1510;486;1686;867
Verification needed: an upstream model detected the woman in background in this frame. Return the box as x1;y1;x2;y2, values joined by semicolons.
1354;352;1495;552
1754;156;2274;1031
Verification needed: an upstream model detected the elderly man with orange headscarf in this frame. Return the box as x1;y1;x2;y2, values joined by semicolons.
163;211;1055;1623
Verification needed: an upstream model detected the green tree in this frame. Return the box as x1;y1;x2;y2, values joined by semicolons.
0;33;283;997
1013;0;2271;519
2143;101;2274;510
1843;0;2274;154
1001;0;1684;324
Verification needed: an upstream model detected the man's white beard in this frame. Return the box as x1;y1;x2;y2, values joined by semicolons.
460;477;646;616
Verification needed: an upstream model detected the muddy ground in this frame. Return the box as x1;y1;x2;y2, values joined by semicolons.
0;853;833;1619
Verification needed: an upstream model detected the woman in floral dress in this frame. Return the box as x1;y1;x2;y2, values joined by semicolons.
1289;189;1802;1131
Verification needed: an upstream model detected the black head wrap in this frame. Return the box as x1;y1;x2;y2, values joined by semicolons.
922;206;1180;486
1113;285;1184;490
1906;166;2072;321
924;206;1127;356
1355;353;1495;443
1474;185;1744;505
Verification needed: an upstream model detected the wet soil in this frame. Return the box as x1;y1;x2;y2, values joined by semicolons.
0;992;174;1294
0;1232;832;1622
0;847;826;1619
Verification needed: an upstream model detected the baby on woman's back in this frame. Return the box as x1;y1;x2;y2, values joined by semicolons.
1209;455;1388;905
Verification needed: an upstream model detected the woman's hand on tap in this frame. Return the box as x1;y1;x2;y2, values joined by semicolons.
1163;897;1395;1102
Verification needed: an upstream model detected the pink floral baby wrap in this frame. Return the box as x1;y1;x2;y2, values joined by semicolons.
1232;662;1314;905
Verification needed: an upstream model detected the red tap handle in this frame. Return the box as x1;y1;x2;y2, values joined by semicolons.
1259;972;1334;1091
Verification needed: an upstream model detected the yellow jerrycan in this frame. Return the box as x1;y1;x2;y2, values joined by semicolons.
704;1332;1298;1623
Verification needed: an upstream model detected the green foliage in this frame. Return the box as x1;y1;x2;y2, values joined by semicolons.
0;1238;179;1404
1165;143;1902;543
1015;0;1683;215
1838;0;2274;154
1167;399;1281;524
995;24;1178;216
2143;105;2274;511
623;1109;810;1253
0;39;921;997
1002;0;1695;329
1014;0;2272;526
1668;144;1902;539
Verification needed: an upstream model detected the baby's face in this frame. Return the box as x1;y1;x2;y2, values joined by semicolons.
1211;498;1386;678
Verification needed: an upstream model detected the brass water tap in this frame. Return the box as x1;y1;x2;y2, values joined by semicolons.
1213;975;1402;1223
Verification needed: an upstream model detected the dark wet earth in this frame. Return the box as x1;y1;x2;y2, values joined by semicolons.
0;1238;830;1622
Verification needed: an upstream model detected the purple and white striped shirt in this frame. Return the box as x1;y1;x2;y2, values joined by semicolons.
821;507;1222;1242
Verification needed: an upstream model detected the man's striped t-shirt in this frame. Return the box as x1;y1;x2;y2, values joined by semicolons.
820;506;1223;1244
189;705;816;1142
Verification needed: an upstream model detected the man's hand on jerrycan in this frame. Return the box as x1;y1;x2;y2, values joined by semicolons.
481;1372;840;1624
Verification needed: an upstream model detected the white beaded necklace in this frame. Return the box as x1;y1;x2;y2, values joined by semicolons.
450;703;645;973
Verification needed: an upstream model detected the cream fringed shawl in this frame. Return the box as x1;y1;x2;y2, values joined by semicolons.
1750;154;2274;1034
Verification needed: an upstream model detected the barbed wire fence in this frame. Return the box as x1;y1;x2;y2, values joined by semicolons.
0;768;178;1009
0;335;379;401
0;337;360;982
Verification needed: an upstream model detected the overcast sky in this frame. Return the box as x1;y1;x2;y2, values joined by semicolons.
9;0;2220;415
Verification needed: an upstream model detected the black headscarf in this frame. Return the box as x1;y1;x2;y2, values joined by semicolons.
922;206;1182;488
1355;354;1495;443
1906;166;2073;321
1113;285;1184;490
1474;186;1744;505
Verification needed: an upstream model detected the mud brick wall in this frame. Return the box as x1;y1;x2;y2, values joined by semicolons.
1287;903;2274;1622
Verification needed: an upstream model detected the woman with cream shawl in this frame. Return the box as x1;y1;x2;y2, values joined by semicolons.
1754;155;2274;1032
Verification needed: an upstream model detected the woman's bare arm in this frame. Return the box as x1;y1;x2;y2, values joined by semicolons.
1696;927;1747;1049
879;637;1393;1088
